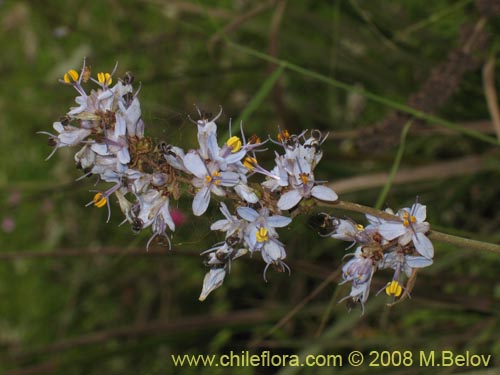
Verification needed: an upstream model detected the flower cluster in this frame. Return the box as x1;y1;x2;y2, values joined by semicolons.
41;60;339;301
312;201;434;313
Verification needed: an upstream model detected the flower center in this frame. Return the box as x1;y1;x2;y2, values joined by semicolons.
63;69;79;84
402;211;416;227
385;280;403;297
226;136;242;153
299;173;309;185
93;193;107;208
256;227;269;243
205;171;221;185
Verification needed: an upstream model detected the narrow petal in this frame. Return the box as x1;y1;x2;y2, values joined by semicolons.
413;232;434;259
219;171;240;186
192;186;211;216
406;255;433;268
277;190;303;210
311;185;338;202
237;207;259;222
267;215;292;228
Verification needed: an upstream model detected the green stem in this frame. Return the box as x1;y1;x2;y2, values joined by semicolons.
375;121;412;209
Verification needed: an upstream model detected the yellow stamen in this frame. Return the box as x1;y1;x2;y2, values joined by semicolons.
277;129;290;142
226;136;242;152
299;173;309;185
410;216;416;223
243;156;257;171
356;224;365;231
97;72;112;86
206;171;221;185
63;69;79;84
93;193;107;208
402;211;409;219
256;227;269;242
385;281;403;297
403;219;409;227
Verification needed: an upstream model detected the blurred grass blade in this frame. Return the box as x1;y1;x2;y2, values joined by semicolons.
375;121;413;209
227;41;500;146
236;64;285;126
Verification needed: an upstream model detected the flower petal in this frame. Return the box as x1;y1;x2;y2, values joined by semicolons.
412;203;427;222
277;189;303;210
378;222;407;240
183;152;207;179
413;232;434;259
267;215;292;228
192;186;211;216
405;255;433;268
311;185;338;202
237;207;259;222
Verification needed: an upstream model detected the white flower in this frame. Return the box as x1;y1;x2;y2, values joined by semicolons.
237;206;292;281
277;157;337;210
376;202;434;259
338;247;376;314
183;152;239;216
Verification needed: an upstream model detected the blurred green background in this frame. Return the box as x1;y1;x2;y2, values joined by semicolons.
1;0;500;374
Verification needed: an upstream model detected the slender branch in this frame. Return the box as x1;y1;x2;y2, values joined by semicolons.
483;55;500;140
319;200;500;255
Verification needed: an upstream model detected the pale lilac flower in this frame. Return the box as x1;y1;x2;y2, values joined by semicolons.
277;157;337;210
338;247;376;314
237;206;292;281
376;202;434;259
183;152;239;216
39;122;92;160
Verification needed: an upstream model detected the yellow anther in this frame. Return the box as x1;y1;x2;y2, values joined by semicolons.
356;224;365;231
299;173;309;185
93;193;107;208
63;69;79;84
256;227;269;243
206;171;221;185
403;219;410;227
410;216;416;223
97;72;112;86
385;281;403;297
226;136;242;153
277;129;290;142
402;211;410;219
243;157;257;171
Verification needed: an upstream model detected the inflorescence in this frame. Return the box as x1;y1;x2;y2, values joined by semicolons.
41;60;434;312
